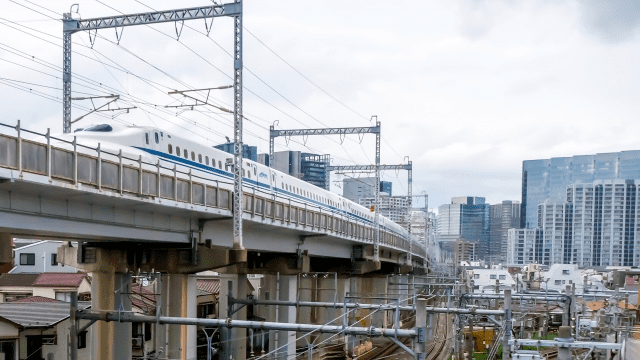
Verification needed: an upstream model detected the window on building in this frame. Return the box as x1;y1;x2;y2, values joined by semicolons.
499;275;506;280
132;322;151;342
199;303;216;318
489;274;497;279
51;253;58;266
562;270;570;275
78;331;87;349
56;292;72;302
474;274;479;279
41;335;57;345
555;280;562;285
20;253;35;266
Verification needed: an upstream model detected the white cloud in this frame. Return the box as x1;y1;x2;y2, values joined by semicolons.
0;0;639;210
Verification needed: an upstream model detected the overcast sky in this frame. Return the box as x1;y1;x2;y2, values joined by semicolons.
1;0;639;211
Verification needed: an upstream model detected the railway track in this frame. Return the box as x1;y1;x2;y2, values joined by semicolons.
540;348;558;359
355;314;452;360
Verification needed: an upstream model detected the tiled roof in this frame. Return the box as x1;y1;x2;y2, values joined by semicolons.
0;274;40;287
33;273;86;287
131;286;156;314
12;296;61;303
0;301;90;327
197;278;220;295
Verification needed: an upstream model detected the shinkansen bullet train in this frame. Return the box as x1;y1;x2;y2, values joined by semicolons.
56;123;411;242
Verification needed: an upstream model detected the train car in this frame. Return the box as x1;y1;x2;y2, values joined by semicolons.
56;123;412;243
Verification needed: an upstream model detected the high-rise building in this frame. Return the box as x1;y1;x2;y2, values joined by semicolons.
411;209;436;249
437;197;490;260
342;177;392;203
271;151;330;189
506;228;543;265
381;181;392;197
454;240;477;263
521;151;640;228
509;179;640;267
213;142;258;162
359;195;409;226
488;201;521;263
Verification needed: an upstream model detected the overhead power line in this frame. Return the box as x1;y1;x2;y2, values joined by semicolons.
7;2;364;164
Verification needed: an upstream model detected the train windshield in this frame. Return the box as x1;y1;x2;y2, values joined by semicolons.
83;124;113;132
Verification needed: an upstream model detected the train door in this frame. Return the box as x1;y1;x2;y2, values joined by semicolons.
268;168;276;190
151;130;161;151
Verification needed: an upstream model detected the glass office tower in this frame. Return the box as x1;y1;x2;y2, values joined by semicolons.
437;197;490;260
521;151;640;228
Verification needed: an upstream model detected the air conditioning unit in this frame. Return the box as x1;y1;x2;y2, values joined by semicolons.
132;337;143;348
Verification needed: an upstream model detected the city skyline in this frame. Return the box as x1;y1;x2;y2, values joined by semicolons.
1;1;639;209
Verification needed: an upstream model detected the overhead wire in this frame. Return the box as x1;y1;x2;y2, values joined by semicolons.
0;79;132;126
8;1;371;165
130;0;365;165
10;0;367;166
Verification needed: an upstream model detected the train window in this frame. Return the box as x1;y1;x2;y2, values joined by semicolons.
198;154;202;163
176;146;180;156
184;149;188;158
219;161;222;169
191;152;195;161
205;156;209;165
155;132;159;144
84;124;112;132
248;170;251;179
243;169;246;177
254;168;257;176
168;144;173;154
145;133;149;145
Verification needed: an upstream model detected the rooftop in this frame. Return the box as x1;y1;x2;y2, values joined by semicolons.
33;273;87;287
0;273;88;288
0;301;90;328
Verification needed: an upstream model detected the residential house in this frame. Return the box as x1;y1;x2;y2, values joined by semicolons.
468;267;516;293
0;273;91;302
11;240;78;274
0;298;92;360
541;264;607;295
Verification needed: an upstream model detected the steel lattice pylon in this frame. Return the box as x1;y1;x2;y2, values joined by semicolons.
269;121;385;262
327;161;413;265
61;6;245;358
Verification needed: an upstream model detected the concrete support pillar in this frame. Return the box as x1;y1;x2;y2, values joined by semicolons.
0;233;13;264
91;271;132;360
155;275;169;359
166;274;197;360
264;274;297;360
557;326;572;360
220;273;249;360
314;276;351;348
297;274;313;350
